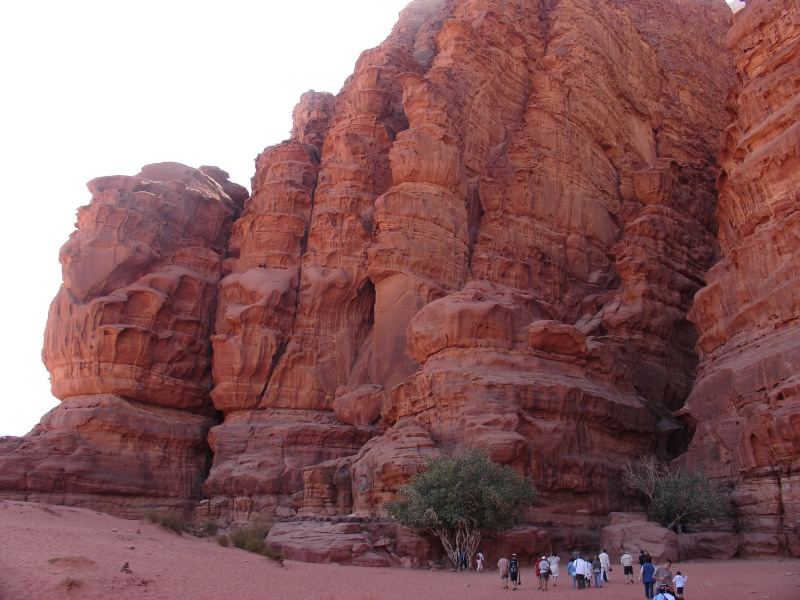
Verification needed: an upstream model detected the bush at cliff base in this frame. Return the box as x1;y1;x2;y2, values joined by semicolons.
624;456;729;530
387;449;537;566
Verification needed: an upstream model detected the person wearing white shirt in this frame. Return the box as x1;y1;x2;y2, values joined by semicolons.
574;555;588;589
620;550;634;584
599;549;610;582
673;571;687;598
548;554;560;587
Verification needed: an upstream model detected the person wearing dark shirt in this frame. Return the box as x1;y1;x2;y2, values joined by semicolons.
639;557;657;599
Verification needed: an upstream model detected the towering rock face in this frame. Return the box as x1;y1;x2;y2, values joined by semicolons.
9;0;791;562
201;0;735;532
678;0;800;557
202;91;379;517
0;164;245;515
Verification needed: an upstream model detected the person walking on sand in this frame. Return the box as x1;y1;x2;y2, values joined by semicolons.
584;556;592;588
458;548;469;571
498;555;510;589
548;553;560;587
592;555;603;588
639;555;656;600
567;557;577;588
476;549;485;572
621;549;635;584
654;560;673;586
599;548;610;582
574;555;588;589
509;553;521;590
538;556;551;591
672;571;687;599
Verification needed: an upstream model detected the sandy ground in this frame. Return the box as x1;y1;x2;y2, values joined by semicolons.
1;501;798;600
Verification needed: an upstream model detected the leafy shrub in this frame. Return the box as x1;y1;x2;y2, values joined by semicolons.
144;510;186;534
623;456;728;529
229;524;267;551
260;543;285;561
216;534;230;547
227;523;284;561
388;448;537;566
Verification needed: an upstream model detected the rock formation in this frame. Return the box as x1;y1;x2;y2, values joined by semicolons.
4;0;797;564
0;164;246;515
192;0;733;539
600;512;679;563
677;0;800;557
199;0;735;545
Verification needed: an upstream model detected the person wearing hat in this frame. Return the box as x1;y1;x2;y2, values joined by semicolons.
538;555;551;591
509;553;521;589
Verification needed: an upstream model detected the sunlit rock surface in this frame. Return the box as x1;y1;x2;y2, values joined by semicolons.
0;164;245;510
10;0;799;564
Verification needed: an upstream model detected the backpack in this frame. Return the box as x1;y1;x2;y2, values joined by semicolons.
540;560;550;574
509;559;519;577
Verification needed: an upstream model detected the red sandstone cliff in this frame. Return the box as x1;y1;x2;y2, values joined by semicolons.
5;0;794;564
678;0;800;557
200;0;735;547
0;164;246;515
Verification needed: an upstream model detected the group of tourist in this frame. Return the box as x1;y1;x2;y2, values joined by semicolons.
461;547;687;599
496;552;561;590
566;550;610;588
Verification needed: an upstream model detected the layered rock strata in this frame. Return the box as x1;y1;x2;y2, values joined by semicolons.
202;0;735;536
201;91;382;518
0;164;245;514
678;0;800;557
0;0;764;562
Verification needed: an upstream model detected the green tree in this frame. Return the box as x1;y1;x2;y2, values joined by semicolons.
387;449;537;566
623;456;728;530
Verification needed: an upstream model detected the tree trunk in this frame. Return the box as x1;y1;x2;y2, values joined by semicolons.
431;525;482;567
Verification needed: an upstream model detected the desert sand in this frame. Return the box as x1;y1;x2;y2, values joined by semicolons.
1;500;798;600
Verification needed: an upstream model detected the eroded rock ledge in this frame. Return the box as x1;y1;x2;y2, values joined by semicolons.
3;0;796;562
677;0;800;557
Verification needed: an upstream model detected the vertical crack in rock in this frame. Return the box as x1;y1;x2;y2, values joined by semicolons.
253;94;332;408
210;112;331;413
201;2;445;521
677;0;800;557
379;0;734;544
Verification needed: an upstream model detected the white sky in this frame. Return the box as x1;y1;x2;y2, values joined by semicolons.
0;0;745;437
0;0;411;436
